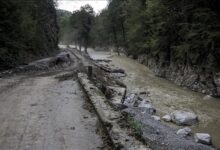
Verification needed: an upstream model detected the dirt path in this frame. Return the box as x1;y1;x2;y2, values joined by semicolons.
0;49;107;150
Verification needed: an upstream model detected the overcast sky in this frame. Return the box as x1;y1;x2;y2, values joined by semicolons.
57;0;108;13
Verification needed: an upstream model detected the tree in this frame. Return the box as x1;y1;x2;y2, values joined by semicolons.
0;0;58;70
70;4;95;53
89;0;220;72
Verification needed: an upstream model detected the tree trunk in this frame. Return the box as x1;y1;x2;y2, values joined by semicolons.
79;42;82;51
74;41;77;49
84;36;89;54
112;26;120;56
121;20;126;48
85;45;88;54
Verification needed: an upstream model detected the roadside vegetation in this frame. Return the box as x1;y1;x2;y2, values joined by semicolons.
58;0;220;72
0;0;58;70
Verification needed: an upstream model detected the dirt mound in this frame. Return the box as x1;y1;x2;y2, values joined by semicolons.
0;52;73;77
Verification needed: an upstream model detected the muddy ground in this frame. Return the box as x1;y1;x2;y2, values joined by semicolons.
88;49;220;149
0;49;111;150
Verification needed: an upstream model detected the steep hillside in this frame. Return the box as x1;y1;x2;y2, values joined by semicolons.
0;0;58;70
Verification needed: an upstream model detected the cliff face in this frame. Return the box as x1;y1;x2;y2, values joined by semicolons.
133;0;220;97
0;0;58;70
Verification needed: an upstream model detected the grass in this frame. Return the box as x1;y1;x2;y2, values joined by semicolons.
127;115;142;138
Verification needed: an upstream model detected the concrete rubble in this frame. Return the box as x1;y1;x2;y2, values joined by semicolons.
78;73;150;150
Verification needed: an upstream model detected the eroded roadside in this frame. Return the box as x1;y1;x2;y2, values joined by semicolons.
0;49;112;150
1;47;218;150
87;49;218;149
110;55;220;148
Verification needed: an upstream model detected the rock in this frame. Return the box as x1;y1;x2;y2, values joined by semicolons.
176;127;192;137
139;91;147;95
139;91;150;95
138;100;156;114
194;133;212;145
123;108;214;150
152;115;161;121
214;76;220;87
133;100;141;107
105;86;126;109
203;95;213;100
171;111;198;126
110;73;126;79
123;93;138;106
162;115;172;122
137;96;144;101
202;90;206;94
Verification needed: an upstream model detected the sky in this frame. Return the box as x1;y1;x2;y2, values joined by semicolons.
57;0;108;13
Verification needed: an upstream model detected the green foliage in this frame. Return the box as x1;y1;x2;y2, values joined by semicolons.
127;116;142;137
90;0;220;71
57;9;73;44
69;5;95;53
90;9;112;47
0;0;58;70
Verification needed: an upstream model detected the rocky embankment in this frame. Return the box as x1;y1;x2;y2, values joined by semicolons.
77;50;217;150
137;55;220;97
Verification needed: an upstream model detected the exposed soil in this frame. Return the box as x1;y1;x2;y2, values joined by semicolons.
0;49;112;150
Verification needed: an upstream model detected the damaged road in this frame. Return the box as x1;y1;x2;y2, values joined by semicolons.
87;49;217;150
0;49;111;150
0;47;218;150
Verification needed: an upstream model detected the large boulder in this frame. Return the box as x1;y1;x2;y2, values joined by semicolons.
194;133;212;145
171;111;198;126
123;93;156;114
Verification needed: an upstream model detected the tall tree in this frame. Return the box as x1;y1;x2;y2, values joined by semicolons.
0;0;58;70
70;5;94;53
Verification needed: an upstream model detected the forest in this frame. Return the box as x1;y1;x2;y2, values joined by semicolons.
60;0;220;71
1;0;220;95
0;0;58;70
58;0;220;96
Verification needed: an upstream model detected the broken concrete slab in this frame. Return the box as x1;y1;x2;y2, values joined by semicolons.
105;86;127;109
78;73;149;150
